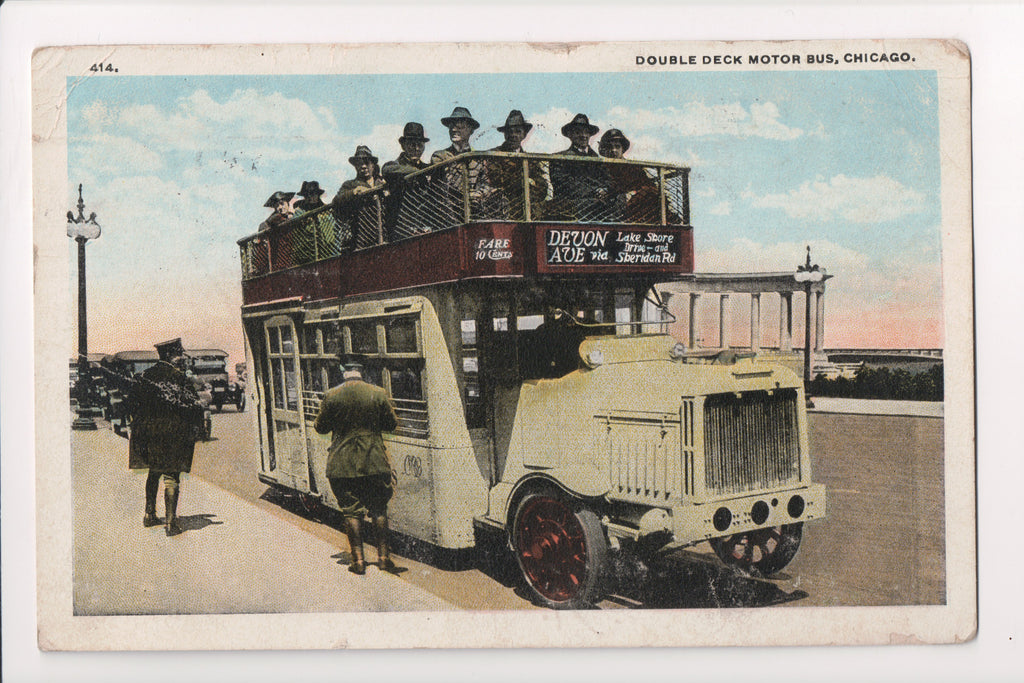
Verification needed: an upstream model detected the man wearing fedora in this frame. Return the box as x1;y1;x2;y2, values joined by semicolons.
293;181;326;214
334;146;385;248
258;190;295;232
382;123;430;238
430;107;500;222
314;361;400;575
125;338;205;537
599;128;662;223
549;113;611;220
291;180;343;262
382;122;430;182
488;109;549;220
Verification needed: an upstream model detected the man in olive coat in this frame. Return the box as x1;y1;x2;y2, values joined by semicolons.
126;338;205;536
314;362;399;574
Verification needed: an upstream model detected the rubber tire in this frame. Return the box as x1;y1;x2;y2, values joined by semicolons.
236;394;246;412
709;522;804;577
512;494;609;609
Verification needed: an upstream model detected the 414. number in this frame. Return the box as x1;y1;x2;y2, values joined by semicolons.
90;63;118;73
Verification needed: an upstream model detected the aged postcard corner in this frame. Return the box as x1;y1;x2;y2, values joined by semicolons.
33;37;974;652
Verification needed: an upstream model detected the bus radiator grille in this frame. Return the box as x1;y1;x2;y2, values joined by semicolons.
703;389;801;495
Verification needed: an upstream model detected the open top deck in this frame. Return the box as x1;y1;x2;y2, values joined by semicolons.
239;153;694;306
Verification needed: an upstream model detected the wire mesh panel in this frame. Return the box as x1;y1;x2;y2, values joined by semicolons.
238;153;691;280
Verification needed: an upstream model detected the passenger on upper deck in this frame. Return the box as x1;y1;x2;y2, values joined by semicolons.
549;114;610;221
258;191;295;232
333;146;386;248
293;180;342;261
430;107;501;221
293;181;326;214
487;110;549;220
382;122;430;181
381;123;430;239
334;146;385;205
599;128;661;224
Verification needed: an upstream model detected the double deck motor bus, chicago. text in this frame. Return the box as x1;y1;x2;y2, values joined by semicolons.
237;152;826;608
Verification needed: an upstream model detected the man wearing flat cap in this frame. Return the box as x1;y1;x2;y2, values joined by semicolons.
258;190;295;232
487;110;549;220
549;113;611;220
382;123;430;238
334;146;386;248
126;338;205;537
314;361;400;575
429;107;500;223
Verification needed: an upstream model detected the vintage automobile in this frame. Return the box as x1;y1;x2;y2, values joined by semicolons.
188;349;245;412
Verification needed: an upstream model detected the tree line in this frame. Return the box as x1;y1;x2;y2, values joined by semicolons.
809;364;943;402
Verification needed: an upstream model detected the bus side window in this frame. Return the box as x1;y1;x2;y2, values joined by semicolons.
460;319;485;428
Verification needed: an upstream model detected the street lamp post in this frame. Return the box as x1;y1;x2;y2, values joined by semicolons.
795;246;824;404
67;184;102;431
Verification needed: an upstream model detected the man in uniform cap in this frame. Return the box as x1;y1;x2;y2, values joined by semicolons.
549;113;611;220
429;107;500;223
381;123;431;238
126;338;205;536
487;110;549;220
314;361;400;575
333;146;385;248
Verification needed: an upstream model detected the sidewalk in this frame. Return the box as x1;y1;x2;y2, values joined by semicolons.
72;427;454;616
808;397;944;418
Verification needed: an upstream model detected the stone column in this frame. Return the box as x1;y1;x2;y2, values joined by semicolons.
815;290;825;352
750;293;761;352
779;292;793;352
688;293;700;347
718;294;730;349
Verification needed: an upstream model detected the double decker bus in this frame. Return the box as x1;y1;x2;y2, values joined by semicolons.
238;152;826;608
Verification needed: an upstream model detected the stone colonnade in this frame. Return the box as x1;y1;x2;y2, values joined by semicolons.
663;271;830;353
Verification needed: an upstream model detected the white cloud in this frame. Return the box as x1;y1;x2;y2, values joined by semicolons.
74;133;164;175
607;102;805;141
708;201;731;216
747;174;926;223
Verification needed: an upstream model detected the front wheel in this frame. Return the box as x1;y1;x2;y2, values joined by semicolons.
236;393;246;412
512;494;609;609
709;523;803;577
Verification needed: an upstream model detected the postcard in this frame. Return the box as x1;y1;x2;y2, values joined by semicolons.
31;39;974;650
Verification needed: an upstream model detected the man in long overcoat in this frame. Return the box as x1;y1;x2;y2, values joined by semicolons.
314;362;399;575
126;338;205;536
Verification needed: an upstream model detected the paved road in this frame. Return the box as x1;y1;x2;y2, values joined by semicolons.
74;406;945;612
72;424;454;616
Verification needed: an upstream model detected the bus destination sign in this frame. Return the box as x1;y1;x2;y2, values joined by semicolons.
545;228;679;266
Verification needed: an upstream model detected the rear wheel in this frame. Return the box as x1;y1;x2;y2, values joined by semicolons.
512;494;608;609
236;393;246;412
710;523;803;577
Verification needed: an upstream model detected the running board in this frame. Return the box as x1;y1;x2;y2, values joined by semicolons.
473;515;506;532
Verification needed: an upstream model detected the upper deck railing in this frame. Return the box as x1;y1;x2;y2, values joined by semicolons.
239;153;690;280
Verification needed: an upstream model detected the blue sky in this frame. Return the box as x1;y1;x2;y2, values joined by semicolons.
67;69;942;362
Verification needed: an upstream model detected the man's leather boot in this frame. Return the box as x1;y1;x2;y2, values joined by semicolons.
164;485;182;537
346;517;366;574
143;472;161;527
374;515;397;572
